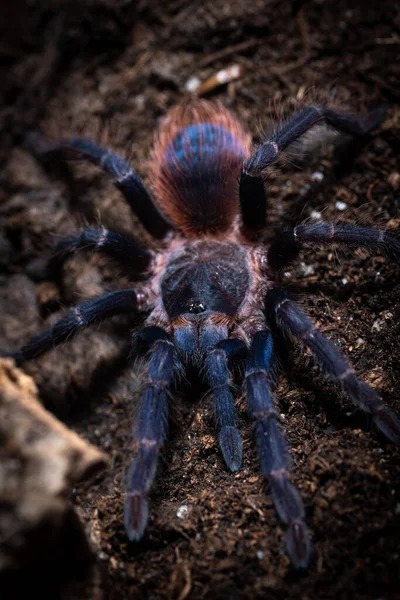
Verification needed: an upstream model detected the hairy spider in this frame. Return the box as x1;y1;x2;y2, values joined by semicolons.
8;100;400;569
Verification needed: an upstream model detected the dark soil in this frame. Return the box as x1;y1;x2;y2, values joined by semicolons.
1;0;400;598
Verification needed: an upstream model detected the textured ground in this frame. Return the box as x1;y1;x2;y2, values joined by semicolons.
0;0;399;598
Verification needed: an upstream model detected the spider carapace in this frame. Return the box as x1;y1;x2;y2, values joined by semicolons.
161;241;251;318
9;99;400;569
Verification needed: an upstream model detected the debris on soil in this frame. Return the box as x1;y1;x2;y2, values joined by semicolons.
0;358;106;572
185;64;242;95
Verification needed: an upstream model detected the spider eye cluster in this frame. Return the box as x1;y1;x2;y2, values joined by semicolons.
188;301;207;314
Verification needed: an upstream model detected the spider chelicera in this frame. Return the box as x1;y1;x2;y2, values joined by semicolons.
9;99;400;569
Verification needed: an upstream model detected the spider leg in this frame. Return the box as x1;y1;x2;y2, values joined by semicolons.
29;135;171;239
239;105;385;231
49;227;152;276
244;330;311;568
124;326;182;541
266;288;400;444
8;289;139;363
268;223;400;270
204;338;248;472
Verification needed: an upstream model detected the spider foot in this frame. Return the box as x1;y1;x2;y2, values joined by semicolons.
361;105;387;133
285;520;311;570
218;425;243;472
124;493;149;541
269;476;312;568
373;406;400;445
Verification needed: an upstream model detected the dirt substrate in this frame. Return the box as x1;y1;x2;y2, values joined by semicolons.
0;0;400;598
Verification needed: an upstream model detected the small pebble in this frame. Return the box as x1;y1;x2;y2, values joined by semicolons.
298;262;316;277
311;171;324;182
372;318;385;332
388;172;400;190
177;505;189;519
335;200;348;211
185;77;201;92
299;183;311;197
341;277;348;285
310;210;322;220
256;551;264;560
98;552;109;561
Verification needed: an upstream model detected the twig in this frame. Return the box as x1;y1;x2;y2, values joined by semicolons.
199;38;262;68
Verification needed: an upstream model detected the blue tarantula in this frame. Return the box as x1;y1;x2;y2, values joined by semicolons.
9;100;400;569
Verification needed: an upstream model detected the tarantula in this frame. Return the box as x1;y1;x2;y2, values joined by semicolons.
9;100;400;569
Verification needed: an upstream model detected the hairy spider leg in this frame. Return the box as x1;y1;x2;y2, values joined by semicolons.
204;337;248;472
239;105;386;231
9;289;139;363
266;289;400;444
32;136;170;239
124;326;182;541
268;223;400;270
244;330;311;568
48;227;152;277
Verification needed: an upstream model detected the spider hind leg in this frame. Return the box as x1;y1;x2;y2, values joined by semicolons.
267;289;400;445
239;104;386;232
26;133;170;239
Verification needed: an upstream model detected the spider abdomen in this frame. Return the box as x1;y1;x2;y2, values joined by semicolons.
150;100;251;236
161;241;251;318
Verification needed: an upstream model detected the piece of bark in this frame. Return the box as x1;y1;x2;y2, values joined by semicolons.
0;358;107;571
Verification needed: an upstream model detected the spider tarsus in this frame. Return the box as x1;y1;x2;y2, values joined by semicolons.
269;477;306;524
124;493;149;542
285;520;312;570
9;331;54;363
342;375;400;444
361;105;387;133
373;406;400;445
24;130;57;157
218;425;243;472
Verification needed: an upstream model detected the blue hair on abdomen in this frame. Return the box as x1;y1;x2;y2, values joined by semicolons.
166;123;242;167
162;123;246;232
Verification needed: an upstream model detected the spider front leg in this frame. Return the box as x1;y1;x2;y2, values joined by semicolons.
244;331;311;568
204;338;248;472
239;105;385;231
268;223;400;270
266;289;400;444
124;326;182;540
8;289;139;363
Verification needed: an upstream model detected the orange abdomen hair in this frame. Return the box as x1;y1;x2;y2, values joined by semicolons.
150;100;251;237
